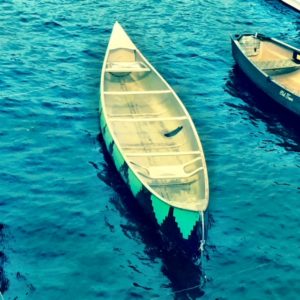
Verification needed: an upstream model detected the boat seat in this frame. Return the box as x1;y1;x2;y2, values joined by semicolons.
106;61;151;73
146;165;203;179
110;116;187;122
108;111;163;118
293;50;300;63
131;157;203;180
240;36;261;57
126;151;201;157
150;178;198;186
123;143;183;151
255;59;300;70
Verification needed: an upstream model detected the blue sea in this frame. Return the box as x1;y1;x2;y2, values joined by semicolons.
1;0;300;299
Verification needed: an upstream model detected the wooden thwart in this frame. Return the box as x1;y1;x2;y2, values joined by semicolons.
105;61;151;73
255;59;300;70
104;90;172;95
131;157;203;179
109;116;187;122
126;151;201;157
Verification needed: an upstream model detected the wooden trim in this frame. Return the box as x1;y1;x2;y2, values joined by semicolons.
127;151;201;157
138;167;204;180
122;143;183;150
108;111;162;118
105;61;150;73
110;116;187;122
105;67;150;73
104;90;172;95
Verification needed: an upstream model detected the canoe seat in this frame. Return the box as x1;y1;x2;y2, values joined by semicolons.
110;116;187;122
255;59;300;70
240;36;261;57
122;142;183;150
149;178;198;186
131;157;203;180
146;165;203;179
106;61;151;73
108;111;163;118
127;151;201;157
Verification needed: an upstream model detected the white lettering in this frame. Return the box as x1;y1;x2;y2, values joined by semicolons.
279;90;294;102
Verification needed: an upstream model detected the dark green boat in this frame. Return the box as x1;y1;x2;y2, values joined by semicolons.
231;33;300;116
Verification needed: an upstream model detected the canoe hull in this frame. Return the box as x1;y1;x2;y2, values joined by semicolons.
99;22;208;254
231;35;300;116
99;108;205;254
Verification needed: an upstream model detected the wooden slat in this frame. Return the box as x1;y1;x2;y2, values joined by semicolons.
104;90;172;95
105;61;151;73
127;151;201;157
122;143;183;150
108;111;162;118
105;67;150;73
255;59;300;70
137;167;204;180
109;116;187;122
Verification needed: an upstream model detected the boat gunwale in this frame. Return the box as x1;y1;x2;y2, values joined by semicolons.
231;33;300;54
100;23;209;212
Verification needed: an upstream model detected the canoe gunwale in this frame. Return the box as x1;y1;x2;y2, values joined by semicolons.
100;23;209;212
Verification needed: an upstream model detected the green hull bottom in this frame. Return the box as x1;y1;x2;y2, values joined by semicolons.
100;111;201;240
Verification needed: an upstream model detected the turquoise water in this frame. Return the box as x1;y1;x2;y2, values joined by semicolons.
1;0;300;299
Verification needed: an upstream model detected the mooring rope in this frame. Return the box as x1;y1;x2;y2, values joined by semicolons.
199;211;205;253
173;283;204;295
1;84;58;99
148;207;278;300
199;210;207;288
168;262;269;298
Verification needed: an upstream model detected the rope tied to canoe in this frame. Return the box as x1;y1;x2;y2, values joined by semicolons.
199;211;205;254
1;84;58;99
199;210;207;288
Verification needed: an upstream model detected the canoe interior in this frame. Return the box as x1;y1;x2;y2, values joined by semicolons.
237;35;300;96
103;47;208;211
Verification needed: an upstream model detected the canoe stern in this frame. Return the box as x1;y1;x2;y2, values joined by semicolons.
100;109;203;245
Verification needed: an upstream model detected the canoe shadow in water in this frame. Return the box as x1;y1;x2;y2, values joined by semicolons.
0;224;9;296
224;65;300;153
94;134;208;299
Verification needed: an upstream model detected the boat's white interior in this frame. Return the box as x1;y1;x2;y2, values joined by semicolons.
103;45;207;211
105;93;186;118
239;35;300;96
104;51;168;92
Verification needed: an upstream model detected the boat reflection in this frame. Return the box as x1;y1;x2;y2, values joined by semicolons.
224;65;300;153
96;134;208;299
0;224;9;296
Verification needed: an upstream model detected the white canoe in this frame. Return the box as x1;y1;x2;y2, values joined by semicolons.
281;0;300;11
100;22;209;240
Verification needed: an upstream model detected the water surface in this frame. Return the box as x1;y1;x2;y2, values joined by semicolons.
1;0;300;299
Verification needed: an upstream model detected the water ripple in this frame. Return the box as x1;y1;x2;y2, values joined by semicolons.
1;0;300;299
